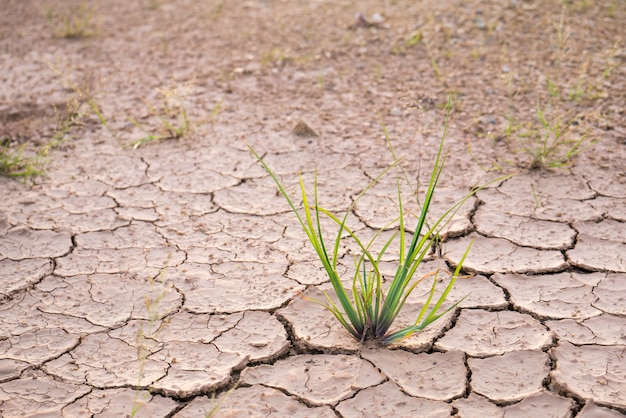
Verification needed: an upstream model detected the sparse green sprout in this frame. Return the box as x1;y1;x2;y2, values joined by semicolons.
47;59;107;123
504;114;518;140
601;39;621;79
207;99;223;122
131;83;194;148
260;48;292;66
0;142;45;179
249;101;479;345
547;79;560;98
0;98;84;181
568;80;602;102
131;265;172;417
495;13;602;171
44;1;97;39
430;56;443;81
406;30;423;47
530;184;543;209
520;106;595;170
552;12;570;70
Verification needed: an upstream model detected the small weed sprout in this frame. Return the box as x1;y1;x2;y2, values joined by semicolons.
601;38;621;79
249;102;480;345
44;1;97;39
519;107;595;170
260;48;293;66
130;82;196;149
0;142;45;179
49;98;83;149
406;30;423;48
497;12;599;170
47;57;116;145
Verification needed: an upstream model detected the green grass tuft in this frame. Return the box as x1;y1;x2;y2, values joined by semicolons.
249;99;483;345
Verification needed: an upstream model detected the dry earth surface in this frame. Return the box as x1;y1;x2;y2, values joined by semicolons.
1;0;625;417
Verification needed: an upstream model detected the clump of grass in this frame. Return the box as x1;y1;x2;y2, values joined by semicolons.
249;101;477;345
519;107;595;170
44;1;97;39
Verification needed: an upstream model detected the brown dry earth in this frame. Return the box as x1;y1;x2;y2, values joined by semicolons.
1;0;625;417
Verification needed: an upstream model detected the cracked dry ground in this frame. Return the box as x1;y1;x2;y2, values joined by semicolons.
1;0;626;417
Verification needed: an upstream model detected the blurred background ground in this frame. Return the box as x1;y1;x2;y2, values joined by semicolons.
0;0;624;176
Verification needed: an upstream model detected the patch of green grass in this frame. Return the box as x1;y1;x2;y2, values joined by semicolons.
249;100;482;345
494;105;596;171
0;58;113;182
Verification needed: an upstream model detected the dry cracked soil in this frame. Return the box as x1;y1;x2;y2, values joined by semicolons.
1;0;626;417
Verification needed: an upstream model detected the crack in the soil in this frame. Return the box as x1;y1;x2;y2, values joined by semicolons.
428;306;462;353
459;352;472;402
